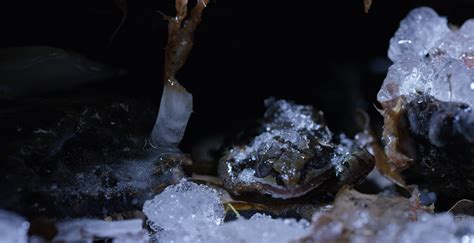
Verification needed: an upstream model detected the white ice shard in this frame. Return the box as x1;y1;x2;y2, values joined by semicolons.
142;179;225;242
388;7;449;62
150;82;193;148
378;7;474;107
53;218;148;243
0;210;30;243
143;180;310;243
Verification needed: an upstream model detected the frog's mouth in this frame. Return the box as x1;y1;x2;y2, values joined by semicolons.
220;150;374;199
232;167;335;199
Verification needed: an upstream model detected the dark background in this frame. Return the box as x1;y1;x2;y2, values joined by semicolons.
1;0;474;150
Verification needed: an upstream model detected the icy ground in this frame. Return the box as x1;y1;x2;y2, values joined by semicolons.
142;181;474;243
143;180;310;243
378;7;474;107
2;180;474;242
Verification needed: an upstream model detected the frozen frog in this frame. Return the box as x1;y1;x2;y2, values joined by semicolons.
219;99;374;199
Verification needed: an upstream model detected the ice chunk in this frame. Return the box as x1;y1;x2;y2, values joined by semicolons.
379;7;474;108
0;210;29;243
388;7;449;62
143;180;310;243
434;59;474;106
143;179;224;242
143;180;225;232
377;54;431;102
53;219;147;243
151;82;193;148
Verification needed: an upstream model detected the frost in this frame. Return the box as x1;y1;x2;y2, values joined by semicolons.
212;214;310;243
143;180;310;243
352;213;474;243
0;210;29;243
378;7;474;107
47;149;172;204
229;99;329;166
53;218;148;243
333;134;355;176
263;98;325;132
396;213;474;243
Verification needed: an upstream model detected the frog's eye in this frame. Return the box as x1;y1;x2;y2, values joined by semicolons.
254;160;274;178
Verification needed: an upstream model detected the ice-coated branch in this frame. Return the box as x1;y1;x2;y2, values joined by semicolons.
150;0;209;148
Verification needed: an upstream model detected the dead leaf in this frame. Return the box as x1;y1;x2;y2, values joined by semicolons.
448;199;474;216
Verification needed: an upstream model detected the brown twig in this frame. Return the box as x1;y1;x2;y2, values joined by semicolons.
163;0;210;84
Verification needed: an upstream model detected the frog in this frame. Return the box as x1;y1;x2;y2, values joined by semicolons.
218;98;374;199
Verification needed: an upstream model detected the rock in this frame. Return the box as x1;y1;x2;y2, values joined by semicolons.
377;7;474;203
0;46;125;97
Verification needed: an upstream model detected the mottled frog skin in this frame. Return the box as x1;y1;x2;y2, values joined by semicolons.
219;99;374;199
